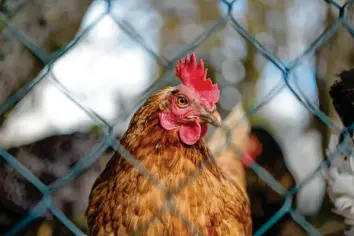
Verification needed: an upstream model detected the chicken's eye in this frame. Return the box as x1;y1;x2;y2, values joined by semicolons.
176;95;189;108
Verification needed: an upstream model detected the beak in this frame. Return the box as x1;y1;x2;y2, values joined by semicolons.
199;109;222;127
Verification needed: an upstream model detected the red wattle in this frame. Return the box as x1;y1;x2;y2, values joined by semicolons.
179;121;201;145
159;112;206;145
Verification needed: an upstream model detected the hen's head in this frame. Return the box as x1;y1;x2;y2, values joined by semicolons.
159;53;221;145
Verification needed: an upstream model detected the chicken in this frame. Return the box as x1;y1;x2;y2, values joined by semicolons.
322;133;354;234
86;53;252;236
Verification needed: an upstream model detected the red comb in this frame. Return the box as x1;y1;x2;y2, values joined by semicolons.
175;53;220;109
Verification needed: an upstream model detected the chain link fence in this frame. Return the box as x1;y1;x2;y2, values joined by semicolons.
0;0;354;235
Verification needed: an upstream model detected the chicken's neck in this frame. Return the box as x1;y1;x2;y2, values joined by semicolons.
122;117;214;169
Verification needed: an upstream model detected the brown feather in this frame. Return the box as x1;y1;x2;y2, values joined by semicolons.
86;87;252;236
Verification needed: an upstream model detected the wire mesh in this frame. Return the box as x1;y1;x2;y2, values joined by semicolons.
0;0;353;235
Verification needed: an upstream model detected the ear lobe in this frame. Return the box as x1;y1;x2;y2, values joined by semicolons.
179;121;201;145
159;112;179;130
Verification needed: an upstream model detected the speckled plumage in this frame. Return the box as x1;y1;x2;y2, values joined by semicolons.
86;88;252;236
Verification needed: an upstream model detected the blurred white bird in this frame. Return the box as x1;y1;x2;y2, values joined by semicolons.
280;129;326;216
322;133;354;234
0;0;163;149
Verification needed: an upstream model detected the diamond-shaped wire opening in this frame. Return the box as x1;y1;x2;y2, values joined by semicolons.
62;2;172;128
1;130;109;234
226;5;347;137
229;0;337;65
0;25;46;116
34;149;115;236
0;1;94;54
147;0;227;61
107;11;228;128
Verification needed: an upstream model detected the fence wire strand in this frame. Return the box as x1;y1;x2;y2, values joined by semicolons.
1;0;354;235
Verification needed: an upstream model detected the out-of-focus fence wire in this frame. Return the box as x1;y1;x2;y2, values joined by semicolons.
1;0;354;235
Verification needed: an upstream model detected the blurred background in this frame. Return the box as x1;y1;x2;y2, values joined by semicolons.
1;0;354;235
